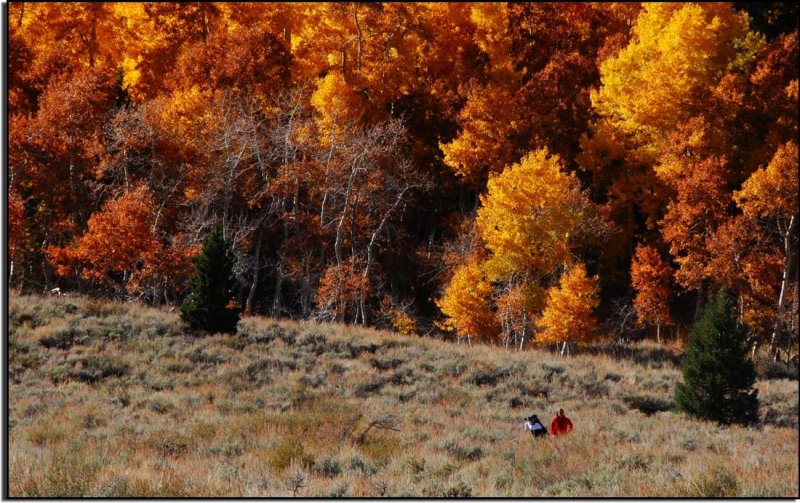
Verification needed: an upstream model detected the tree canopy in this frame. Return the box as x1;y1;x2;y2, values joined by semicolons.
8;2;799;358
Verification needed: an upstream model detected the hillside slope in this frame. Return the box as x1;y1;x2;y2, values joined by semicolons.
7;293;799;497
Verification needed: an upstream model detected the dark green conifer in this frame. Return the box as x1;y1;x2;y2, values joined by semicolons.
180;224;240;334
675;287;759;425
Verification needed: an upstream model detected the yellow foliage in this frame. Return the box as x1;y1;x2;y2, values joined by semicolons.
593;3;751;148
734;141;799;221
120;56;142;99
439;83;518;182
536;262;599;345
160;86;215;139
469;3;514;80
476;148;588;280
391;310;417;337
310;72;363;143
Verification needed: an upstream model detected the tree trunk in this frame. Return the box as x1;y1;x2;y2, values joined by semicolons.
693;288;705;321
89;17;97;67
320;138;336;228
769;215;795;360
334;168;359;266
283;27;291;48
353;4;363;72
350;195;358;261
245;227;263;315
656;323;661;344
272;262;284;317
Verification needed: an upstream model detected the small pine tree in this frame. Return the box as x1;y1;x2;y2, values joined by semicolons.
675;287;759;425
180;224;240;334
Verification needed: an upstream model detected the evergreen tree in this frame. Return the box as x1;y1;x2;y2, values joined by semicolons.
675;287;760;425
180;225;240;334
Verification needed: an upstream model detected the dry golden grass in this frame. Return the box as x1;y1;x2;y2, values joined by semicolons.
8;293;799;497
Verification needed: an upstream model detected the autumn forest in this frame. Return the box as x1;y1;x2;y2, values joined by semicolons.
7;3;799;358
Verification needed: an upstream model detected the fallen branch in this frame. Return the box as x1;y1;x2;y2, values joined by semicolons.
340;412;364;440
356;415;401;444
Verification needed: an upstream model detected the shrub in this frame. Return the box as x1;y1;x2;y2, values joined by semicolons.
622;394;674;415
347;455;376;475
72;316;132;341
279;328;299;346
49;355;129;384
149;397;173;414
239;321;284;344
542;363;565;381
355;377;388;397
242;358;298;385
442;438;485;462
763;361;799;380
186;348;226;365
126;472;192;497
180;224;240;334
335;340;378;358
96;476;132;497
328;482;349;497
675;288;759;425
38;326;86;349
762;407;799;428
164;361;193;374
206;442;244;457
389;367;415;385
444;481;473;497
615;453;653;471
40;445;99;496
148;430;189;456
370;357;405;371
437;359;467;377
327;362;347;375
465;367;506;387
690;466;739;497
313;457;342;478
299;331;327;354
10;296;78;330
269;437;315;472
299;372;327;388
9;340;45;379
27;424;67;447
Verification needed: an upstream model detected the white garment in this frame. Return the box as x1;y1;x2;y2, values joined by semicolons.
525;419;544;432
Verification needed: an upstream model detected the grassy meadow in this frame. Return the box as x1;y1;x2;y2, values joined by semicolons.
7;293;799;497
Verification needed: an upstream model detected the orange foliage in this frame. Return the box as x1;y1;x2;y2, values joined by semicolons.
660;157;730;291
315;262;371;322
435;257;500;341
536;263;599;346
630;244;672;329
6;2;798;348
8;190;26;263
46;185;190;295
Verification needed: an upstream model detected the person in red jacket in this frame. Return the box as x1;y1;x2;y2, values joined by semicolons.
550;408;573;435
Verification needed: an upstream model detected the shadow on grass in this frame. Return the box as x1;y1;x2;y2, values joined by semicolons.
581;343;684;368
